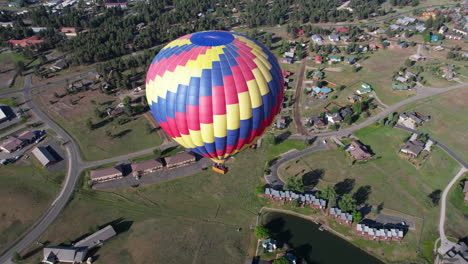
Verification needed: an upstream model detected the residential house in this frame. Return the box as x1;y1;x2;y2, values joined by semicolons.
17;130;37;144
262;238;277;253
433;45;445;51
357;83;372;95
165;152;196;169
392;83;409;90
31;27;47;33
463;181;468;203
328;34;340;42
405;71;416;79
409;54;426;61
339;106;353;118
311;34;323;43
369;43;377;50
389;24;400;31
415;24;426;32
135;22;145;30
398;41;408;48
106;107;124;117
311;87;332;98
442;241;468;263
276;116;289;129
347;94;361;103
400;140;425;157
104;2;127;8
8;36;44;48
0;137;24;153
284;51;294;58
346;141;372;161
131;159;163;177
312;70;324;80
453;27;468;35
90;165;124;183
336;28;348;33
0;22;13;27
73;225;116;249
397;112;430;129
309;116;327;128
430;35;439;41
42;247;88;264
314;56;323;64
356;224;404;242
326;112;342;124
396;16;416;26
396;76;408;83
49;59;67;72
422;10;438;19
346;56;356;64
445;33;462;40
327;56;342;62
439;26;448;34
60;27;77;37
296;29;305;36
282;58;293;64
442;70;454;80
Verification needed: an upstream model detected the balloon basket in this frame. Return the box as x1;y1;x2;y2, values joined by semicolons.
211;159;228;174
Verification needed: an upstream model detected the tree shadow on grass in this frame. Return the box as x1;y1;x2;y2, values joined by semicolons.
334;178;355;196
353;185;372;205
302;169;324;188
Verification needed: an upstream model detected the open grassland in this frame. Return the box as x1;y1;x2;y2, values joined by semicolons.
33;85;162;161
0;164;62;249
401;88;468;162
22;139;306;264
279;124;461;262
446;175;468;238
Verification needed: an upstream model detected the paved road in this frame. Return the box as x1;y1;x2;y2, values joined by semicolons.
437;167;467;256
293;59;308;135
265;139;328;187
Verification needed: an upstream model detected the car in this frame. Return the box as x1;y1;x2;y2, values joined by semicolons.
13;155;22;160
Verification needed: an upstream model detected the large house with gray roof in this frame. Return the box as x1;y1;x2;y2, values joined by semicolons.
90;165;124;183
264;188;327;209
328;207;353;225
42;246;88;264
355;223;404;242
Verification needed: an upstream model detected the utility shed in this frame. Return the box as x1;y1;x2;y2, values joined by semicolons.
32;145;57;166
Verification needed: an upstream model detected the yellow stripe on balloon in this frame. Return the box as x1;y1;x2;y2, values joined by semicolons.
188;129;204;147
180;133;196;148
213;114;227;138
251;68;269;96
226;104;240;130
238;92;252;120
163;39;192;49
200;123;214;143
246;79;263;108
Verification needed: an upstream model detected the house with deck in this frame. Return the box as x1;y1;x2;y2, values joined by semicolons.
165;152;196;169
346;141;372;161
131;159;163;177
90;165;124;183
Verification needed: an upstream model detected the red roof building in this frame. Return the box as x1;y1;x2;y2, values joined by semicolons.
282;70;291;77
314;56;323;64
8;36;44;48
60;27;76;33
336;28;348;33
296;29;305;35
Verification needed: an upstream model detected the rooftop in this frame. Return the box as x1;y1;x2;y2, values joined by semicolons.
90;165;123;180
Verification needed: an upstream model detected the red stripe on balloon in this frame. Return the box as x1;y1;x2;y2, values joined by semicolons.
199;96;213;124
212;86;226;115
175;112;189;135
223;75;239;105
186;105;200;131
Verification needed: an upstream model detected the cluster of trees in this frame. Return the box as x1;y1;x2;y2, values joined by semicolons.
290;0;352;24
389;0;419;7
350;0;386;19
379;112;399;127
447;51;468;61
424;15;450;31
0;21;33;44
242;0;291;27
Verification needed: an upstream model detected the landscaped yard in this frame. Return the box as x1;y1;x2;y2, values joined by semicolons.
0;163;62;249
401;88;468;162
278;124;461;262
32;84;163;161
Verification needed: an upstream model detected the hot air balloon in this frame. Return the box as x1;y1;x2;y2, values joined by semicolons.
146;31;284;171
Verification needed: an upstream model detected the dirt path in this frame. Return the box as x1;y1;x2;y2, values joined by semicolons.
371;91;389;108
293;59;308;135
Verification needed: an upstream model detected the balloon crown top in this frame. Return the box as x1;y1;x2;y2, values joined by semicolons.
190;31;235;47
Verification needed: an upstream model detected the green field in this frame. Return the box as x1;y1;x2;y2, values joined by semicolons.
322;48;417;106
21;138;308;263
446;176;468;238
0;164;62;249
401;88;468;162
278;124;461;262
33;87;163;161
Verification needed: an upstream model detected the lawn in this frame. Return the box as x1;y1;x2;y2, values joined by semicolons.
322;48;417;106
278;124;461;263
33;85;163;161
446;175;468;238
0;164;62;249
401;88;468;162
21;136;308;263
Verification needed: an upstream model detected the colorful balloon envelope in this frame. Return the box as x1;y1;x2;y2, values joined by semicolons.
146;31;284;161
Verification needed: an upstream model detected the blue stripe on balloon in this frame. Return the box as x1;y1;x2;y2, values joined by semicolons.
150;102;161;123
154;44;196;62
165;91;176;119
227;129;239;146
251;106;263;130
261;93;271;121
193;146;208;155
200;69;212;96
187;77;200;106
176;84;187;113
157;97;167;122
204;142;215;154
215;136;226;153
239;119;251;139
211;61;223;86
